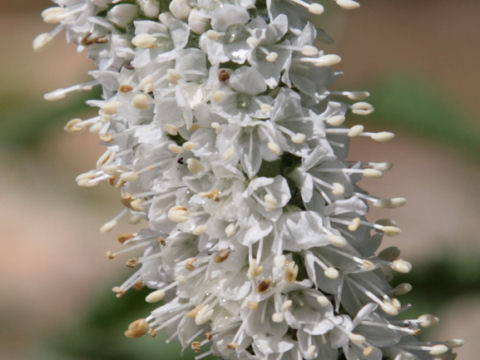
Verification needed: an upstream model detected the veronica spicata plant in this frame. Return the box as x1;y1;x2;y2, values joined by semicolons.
35;0;463;359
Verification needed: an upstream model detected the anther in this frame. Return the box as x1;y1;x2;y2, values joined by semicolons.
285;262;299;283
291;133;306;144
331;182;345;195
264;193;278;211
336;0;360;10
257;276;272;292
119;84;133;93
349;333;366;345
267;142;281;155
429;344;449;355
193;224;208;235
266;52;279;63
168;144;183;154
348;217;361;231
183;141;198;151
167;69;183;84
225;223;236;237
64;118;84;133
124;318;148;338
381;225;402;236
164;124;178;136
120;171;139;181
326;115;346;126
315;54;341;67
118;233;134;244
100;219;117;233
362;169;383;178
132;33;156;48
41;7;65;24
168;206;189;223
324;267;339;279
302;45;319;57
33;33;53;51
272;312;284;323
145;289;166;303
248;259;264;280
327;233;347;247
106;250;117;260
371;131;395;142
348;125;364;137
187;158;204;175
132;93;151;109
308;3;325;14
101;101;122;115
214;249;231;263
247;300;259;311
351;102;374;115
316;295;330;307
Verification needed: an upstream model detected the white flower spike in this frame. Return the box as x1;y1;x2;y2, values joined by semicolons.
38;1;461;359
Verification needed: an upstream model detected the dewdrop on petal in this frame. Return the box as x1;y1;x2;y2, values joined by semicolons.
40;1;461;359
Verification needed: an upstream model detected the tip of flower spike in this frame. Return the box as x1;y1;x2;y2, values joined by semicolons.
125;318;148;338
33;33;53;51
336;0;361;10
145;289;166;303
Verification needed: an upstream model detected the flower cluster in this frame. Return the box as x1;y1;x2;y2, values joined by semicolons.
36;1;462;359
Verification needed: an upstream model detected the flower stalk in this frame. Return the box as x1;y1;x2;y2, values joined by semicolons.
37;0;462;359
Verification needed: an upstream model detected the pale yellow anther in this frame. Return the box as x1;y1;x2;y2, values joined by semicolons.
139;75;154;93
352;102;374;115
347;124;364;137
167;69;183;84
33;33;53;51
267;141;281;155
282;300;293;312
363;168;383;178
225;223;237;237
363;346;374;357
336;0;360;10
345;91;370;101
248;259;264;280
182;141;198;151
101;101;122;115
106;250;116;260
246;36;260;47
130;198;144;212
324;267;339;279
285;262;299;283
42;7;65;24
381;225;401;236
222;147;234;160
100;219;117;233
316;295;330;307
195;306;214;325
429;345;449;356
187;304;205;319
327;233;347;247
381;300;399;316
132;93;151;109
326;115;346;126
272;312;284;323
43;89;66;101
64;118;84;133
302;45;319;57
348;217;361;231
187;158;204;175
164;123;178;136
315;54;341;67
266;52;279;63
264;193;278;211
168;143;183;154
418;314;440;328
391;259;412;273
308;3;325;15
274;254;286;268
291;133;306;144
331;182;345;195
192;224;208;235
132;33;157;48
349;333;366;345
199;189;220;201
168;206;189;223
362;260;376;271
371;131;395;142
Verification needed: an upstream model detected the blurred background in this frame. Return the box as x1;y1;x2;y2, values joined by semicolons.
0;0;478;359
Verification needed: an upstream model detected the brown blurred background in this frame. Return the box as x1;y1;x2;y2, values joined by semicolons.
0;0;479;359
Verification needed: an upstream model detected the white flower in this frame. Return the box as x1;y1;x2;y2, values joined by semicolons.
39;1;460;359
